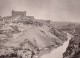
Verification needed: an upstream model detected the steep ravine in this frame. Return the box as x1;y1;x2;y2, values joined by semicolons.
41;33;72;58
63;27;80;58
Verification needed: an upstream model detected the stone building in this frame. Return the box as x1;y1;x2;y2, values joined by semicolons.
12;10;26;17
1;10;35;24
12;10;34;21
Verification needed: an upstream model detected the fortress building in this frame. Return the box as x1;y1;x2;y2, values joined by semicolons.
12;10;26;17
12;10;34;19
1;10;35;23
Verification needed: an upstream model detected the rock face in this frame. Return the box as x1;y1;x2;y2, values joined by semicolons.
0;15;68;58
63;25;80;58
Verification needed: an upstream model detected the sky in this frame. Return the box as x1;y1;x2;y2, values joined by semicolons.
0;0;80;22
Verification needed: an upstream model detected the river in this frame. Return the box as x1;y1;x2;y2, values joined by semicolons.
41;33;72;58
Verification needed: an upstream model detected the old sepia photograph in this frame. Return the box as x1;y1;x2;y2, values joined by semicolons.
0;0;80;58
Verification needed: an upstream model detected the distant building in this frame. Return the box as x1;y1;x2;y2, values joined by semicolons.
1;10;35;24
12;10;26;17
12;10;35;21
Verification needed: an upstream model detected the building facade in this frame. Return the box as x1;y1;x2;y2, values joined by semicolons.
12;10;26;17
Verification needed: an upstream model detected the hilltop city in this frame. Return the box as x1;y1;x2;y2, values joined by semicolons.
0;10;51;26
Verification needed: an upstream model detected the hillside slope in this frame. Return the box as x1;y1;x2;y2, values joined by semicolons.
0;17;67;58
